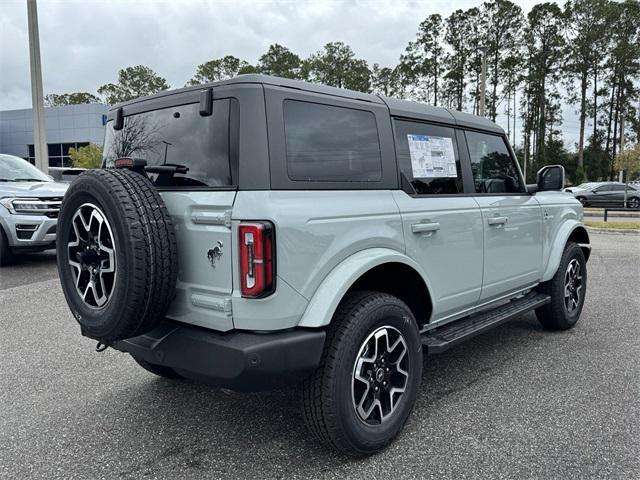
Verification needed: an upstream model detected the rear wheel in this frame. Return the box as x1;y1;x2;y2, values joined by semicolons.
536;242;587;330
131;355;183;379
300;291;422;457
0;227;13;267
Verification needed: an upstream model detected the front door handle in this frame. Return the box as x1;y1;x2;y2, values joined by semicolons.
487;216;508;226
411;222;441;234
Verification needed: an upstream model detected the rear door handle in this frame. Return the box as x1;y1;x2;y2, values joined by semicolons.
487;216;508;226
411;222;441;234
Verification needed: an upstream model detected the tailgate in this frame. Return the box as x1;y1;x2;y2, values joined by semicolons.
160;190;237;331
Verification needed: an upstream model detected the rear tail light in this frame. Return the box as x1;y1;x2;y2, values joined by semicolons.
239;221;275;298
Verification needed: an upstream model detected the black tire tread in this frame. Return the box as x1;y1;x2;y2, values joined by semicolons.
536;241;586;330
58;169;177;342
300;291;412;456
0;226;13;267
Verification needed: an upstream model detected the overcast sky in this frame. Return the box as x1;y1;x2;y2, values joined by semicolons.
1;0;581;145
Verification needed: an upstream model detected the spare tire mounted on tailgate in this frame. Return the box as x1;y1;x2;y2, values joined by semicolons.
56;169;178;343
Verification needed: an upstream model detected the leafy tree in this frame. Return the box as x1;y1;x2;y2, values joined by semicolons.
614;143;640;181
397;41;426;100
399;14;445;105
614;143;640;205
98;66;169;105
415;14;445;106
187;55;257;86
603;0;640;177
44;92;101;107
583;131;612;180
443;9;473;111
370;64;400;96
258;44;303;79
305;42;370;92
565;0;611;171
481;0;524;121
501;52;524;145
69;143;103;169
464;7;484;115
520;2;565;173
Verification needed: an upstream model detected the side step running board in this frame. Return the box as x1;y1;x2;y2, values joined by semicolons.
422;292;550;354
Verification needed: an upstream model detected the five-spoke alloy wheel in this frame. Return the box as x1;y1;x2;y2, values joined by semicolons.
564;258;583;314
67;203;117;308
56;169;177;343
301;291;422;457
352;326;409;425
536;241;587;330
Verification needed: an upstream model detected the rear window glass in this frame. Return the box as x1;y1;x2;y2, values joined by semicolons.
283;100;382;182
103;99;238;187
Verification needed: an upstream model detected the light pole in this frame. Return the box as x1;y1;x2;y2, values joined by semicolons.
479;46;488;118
27;0;48;172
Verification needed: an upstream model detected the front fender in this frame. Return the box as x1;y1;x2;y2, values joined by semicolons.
297;248;433;328
541;221;589;282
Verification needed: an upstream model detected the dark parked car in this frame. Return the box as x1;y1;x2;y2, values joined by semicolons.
568;182;640;209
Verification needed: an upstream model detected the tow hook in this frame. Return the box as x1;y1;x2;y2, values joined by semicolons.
95;342;109;352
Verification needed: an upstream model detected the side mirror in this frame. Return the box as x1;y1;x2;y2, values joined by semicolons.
537;165;565;192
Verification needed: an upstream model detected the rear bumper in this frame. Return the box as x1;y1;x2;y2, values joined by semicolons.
112;322;326;392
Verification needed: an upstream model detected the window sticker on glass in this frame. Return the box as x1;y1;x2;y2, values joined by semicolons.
407;134;457;178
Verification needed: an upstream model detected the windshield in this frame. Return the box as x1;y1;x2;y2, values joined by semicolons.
103;99;238;187
0;154;51;182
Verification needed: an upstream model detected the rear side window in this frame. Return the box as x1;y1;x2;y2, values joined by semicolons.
466;131;523;194
283;100;382;182
103;99;238;187
393;120;463;194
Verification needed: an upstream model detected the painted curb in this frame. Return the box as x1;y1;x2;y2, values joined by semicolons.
583;212;640;218
586;227;640;236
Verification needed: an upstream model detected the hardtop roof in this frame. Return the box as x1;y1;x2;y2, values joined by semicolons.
113;74;504;134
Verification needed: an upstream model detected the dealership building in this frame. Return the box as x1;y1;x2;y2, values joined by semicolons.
0;103;108;167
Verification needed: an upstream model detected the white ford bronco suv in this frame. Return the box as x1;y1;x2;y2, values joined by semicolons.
56;75;590;457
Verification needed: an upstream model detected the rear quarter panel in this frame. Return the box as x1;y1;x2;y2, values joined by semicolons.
230;190;404;330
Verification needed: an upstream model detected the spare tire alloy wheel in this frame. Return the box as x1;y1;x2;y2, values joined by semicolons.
352;326;409;425
57;169;178;343
67;203;116;308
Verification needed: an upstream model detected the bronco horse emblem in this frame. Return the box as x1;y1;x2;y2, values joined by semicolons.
207;241;223;268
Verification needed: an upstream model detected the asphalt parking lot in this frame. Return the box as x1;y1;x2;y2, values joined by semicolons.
1;232;638;479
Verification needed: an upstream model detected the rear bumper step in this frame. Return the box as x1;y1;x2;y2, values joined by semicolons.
422;292;550;354
112;322;326;391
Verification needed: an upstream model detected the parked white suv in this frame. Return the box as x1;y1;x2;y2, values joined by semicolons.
0;154;67;266
56;75;590;456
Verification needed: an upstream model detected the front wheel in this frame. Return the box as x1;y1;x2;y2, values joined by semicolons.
628;197;640;210
576;196;588;207
300;291;422;457
0;227;14;267
536;242;587;330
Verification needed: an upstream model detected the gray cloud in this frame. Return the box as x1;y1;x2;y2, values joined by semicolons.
2;0;579;145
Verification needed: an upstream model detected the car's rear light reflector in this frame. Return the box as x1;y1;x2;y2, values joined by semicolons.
239;221;275;298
